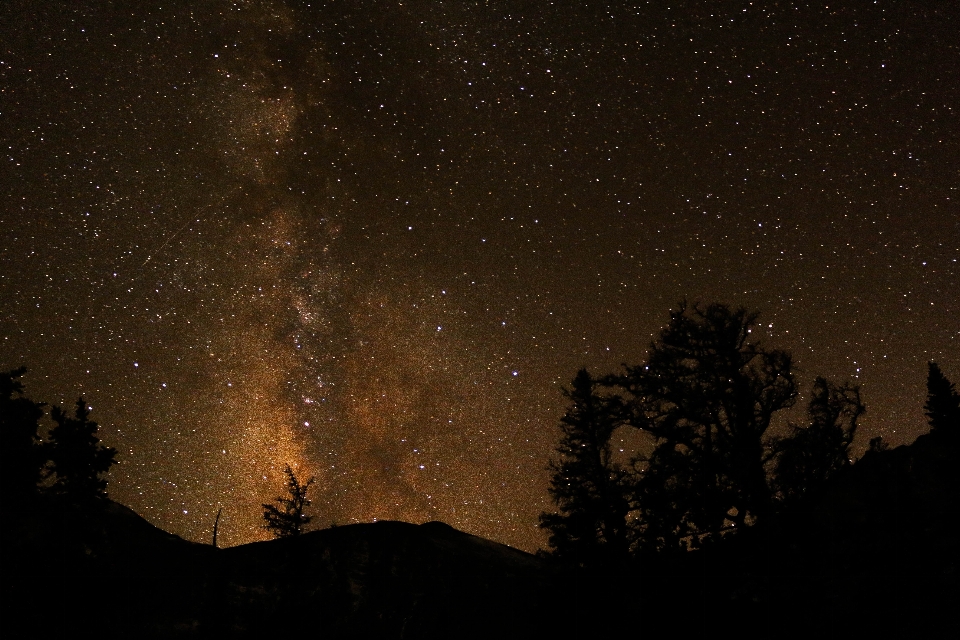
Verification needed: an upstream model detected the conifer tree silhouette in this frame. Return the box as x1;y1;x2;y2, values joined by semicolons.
925;362;960;438
262;464;314;538
47;397;117;498
539;369;634;566
0;367;46;501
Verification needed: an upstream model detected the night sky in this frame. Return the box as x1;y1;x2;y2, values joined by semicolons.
2;1;957;551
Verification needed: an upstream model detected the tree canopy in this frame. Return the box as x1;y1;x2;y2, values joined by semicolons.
1;369;118;501
771;377;864;503
617;302;797;548
541;302;868;556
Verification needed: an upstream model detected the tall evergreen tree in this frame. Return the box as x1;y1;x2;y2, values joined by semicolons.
539;369;634;566
47;397;117;498
0;367;46;501
925;362;960;438
262;464;314;538
772;377;864;502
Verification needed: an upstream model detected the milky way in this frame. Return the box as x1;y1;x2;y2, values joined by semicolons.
2;1;957;551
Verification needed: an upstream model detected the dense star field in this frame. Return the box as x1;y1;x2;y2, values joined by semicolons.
2;1;957;551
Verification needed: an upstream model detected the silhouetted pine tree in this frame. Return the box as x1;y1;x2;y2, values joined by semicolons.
262;464;314;538
539;369;634;566
925;362;960;438
772;377;865;502
47;397;117;498
0;367;46;501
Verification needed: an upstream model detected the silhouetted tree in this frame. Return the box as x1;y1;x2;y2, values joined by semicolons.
925;362;960;438
611;302;797;549
772;377;864;502
262;464;314;538
539;369;634;566
47;397;117;498
0;367;46;501
544;302;872;555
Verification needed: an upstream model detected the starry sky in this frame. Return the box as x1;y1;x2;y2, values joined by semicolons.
2;1;957;551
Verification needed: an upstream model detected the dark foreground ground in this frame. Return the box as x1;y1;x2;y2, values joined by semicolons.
5;431;957;638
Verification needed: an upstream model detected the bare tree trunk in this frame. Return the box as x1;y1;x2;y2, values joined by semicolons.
212;507;222;548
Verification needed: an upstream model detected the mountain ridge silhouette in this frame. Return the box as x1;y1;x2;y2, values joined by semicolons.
5;428;956;637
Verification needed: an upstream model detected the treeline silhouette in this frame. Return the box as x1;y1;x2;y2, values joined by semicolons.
538;302;959;636
2;302;957;637
1;366;116;504
1;366;318;539
539;302;870;563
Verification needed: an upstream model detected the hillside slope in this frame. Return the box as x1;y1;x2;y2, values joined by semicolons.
4;498;561;638
5;431;956;637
